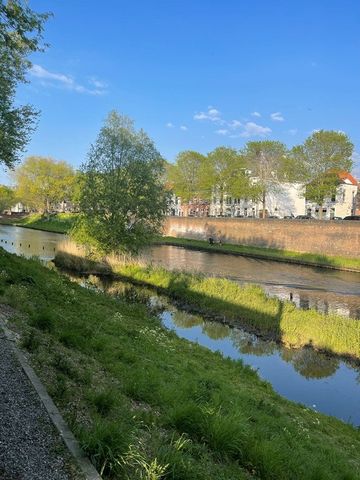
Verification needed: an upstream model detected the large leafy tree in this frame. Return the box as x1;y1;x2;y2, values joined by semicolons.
204;147;251;215
291;130;354;211
242;140;288;218
14;156;75;212
167;151;208;202
0;0;50;168
0;184;15;211
73;111;167;255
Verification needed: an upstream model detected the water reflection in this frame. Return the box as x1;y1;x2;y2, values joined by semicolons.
146;245;360;318
1;225;360;318
68;274;360;426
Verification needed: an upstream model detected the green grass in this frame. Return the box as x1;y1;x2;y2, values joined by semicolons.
156;236;360;272
55;249;360;361
0;213;77;234
1;248;360;479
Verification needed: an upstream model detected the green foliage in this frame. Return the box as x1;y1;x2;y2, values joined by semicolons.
242;140;289;218
291;130;354;206
1;249;360;478
0;184;15;212
205;147;252;213
14;156;75;212
0;1;50;168
167;150;208;201
72;111;167;255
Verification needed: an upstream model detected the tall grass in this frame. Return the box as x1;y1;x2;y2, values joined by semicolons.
1;248;360;479
55;241;360;360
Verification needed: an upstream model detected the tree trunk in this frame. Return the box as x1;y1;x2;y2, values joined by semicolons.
262;190;266;219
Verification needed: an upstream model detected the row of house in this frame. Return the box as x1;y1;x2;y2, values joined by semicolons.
168;171;359;220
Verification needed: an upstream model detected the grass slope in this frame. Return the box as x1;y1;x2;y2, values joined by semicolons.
0;213;77;234
1;249;360;478
157;236;360;272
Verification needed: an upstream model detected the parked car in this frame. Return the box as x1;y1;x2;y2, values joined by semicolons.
296;215;314;220
331;216;343;220
343;215;360;221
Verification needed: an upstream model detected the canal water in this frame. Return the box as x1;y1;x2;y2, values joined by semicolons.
1;224;360;318
0;224;359;426
75;276;360;427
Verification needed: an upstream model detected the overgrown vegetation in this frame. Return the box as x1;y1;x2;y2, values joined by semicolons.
157;236;360;271
55;242;360;360
1;248;360;479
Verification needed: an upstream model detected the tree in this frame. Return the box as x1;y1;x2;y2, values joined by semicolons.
167;151;207;202
0;184;15;212
14;156;75;212
0;1;50;168
242;141;288;218
72;111;167;255
204;147;251;216
291;130;354;213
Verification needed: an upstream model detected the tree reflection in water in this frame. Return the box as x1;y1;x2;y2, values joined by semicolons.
281;348;339;379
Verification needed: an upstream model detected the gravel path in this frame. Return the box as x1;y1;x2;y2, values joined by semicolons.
0;330;76;480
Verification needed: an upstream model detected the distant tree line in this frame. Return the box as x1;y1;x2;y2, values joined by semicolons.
167;131;354;218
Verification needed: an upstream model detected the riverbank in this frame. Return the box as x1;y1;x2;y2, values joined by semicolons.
2;214;360;272
157;236;360;272
54;243;360;362
1;248;360;479
0;213;76;234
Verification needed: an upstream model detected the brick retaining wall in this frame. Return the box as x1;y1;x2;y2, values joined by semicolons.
163;217;360;257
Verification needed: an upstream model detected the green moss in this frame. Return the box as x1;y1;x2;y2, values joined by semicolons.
1;248;360;479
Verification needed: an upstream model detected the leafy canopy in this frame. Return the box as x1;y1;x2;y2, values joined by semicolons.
0;184;15;211
0;0;50;168
14;156;75;212
291;130;354;205
72;111;167;255
167;151;208;202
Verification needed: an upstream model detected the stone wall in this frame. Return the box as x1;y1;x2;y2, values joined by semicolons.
163;217;360;257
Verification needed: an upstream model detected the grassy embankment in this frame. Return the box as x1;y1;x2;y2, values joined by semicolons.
1;248;360;479
0;213;77;233
55;241;360;362
157;236;360;272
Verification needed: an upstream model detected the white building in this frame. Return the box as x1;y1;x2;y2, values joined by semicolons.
210;182;306;218
167;194;182;216
305;171;358;219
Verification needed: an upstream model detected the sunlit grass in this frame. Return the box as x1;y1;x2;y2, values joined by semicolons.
0;212;77;234
55;242;360;360
1;247;360;479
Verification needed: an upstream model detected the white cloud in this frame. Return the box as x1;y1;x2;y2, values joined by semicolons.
193;106;271;138
180;125;188;131
88;77;108;89
194;106;224;123
251;111;261;118
166;122;174;128
29;64;107;95
228;120;242;129
239;122;272;138
288;128;298;136
270;112;285;122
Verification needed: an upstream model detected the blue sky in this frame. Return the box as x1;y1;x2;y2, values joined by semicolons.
4;0;360;183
